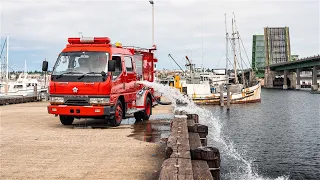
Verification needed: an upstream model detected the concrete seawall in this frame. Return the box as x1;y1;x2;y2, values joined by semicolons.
159;109;221;180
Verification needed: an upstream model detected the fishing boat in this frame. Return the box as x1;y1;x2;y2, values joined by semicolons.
165;13;261;105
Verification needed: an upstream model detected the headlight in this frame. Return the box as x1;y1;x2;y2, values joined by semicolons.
50;97;64;103
90;98;110;105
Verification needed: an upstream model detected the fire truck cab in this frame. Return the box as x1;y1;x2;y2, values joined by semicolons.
42;37;158;126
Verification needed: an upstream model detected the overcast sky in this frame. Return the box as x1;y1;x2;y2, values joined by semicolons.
0;0;319;71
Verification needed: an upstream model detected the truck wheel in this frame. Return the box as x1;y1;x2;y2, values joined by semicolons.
110;100;123;127
59;115;74;125
133;96;152;122
142;97;152;120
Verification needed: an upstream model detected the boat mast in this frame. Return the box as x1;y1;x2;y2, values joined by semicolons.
24;60;27;79
0;7;2;81
233;13;245;87
6;35;9;92
0;36;2;80
231;16;238;84
224;13;229;78
201;20;204;73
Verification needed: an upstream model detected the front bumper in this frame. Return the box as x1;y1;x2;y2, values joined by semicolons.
47;105;115;116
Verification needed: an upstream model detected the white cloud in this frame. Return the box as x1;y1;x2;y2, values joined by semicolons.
0;0;319;70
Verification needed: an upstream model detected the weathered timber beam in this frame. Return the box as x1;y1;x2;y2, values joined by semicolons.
159;158;193;180
192;160;214;180
190;147;220;180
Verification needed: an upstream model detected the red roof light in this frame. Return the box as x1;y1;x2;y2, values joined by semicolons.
68;37;111;44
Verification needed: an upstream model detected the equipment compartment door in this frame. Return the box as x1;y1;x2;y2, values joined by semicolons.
124;56;137;104
142;53;154;82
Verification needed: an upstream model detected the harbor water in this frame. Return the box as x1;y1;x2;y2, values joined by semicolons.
205;89;320;180
142;82;319;180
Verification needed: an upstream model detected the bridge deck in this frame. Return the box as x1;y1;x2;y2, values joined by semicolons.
267;55;320;71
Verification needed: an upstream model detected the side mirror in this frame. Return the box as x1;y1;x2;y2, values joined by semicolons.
108;60;116;72
42;61;48;72
101;71;106;77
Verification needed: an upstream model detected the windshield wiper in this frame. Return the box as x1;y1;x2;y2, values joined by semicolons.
55;72;83;79
77;71;105;80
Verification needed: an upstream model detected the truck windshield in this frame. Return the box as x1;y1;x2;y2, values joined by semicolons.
52;52;109;76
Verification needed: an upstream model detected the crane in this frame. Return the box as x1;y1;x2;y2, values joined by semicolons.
185;55;195;73
168;54;184;72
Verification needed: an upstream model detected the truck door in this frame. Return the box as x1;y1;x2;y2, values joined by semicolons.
123;56;137;104
111;55;125;95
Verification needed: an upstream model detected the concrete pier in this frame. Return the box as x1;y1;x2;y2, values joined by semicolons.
296;68;301;90
283;70;288;90
312;66;319;91
265;67;276;88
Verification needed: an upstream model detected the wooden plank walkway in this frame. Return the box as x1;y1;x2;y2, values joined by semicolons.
159;111;220;180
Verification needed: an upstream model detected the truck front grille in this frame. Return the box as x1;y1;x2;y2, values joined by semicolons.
64;99;89;106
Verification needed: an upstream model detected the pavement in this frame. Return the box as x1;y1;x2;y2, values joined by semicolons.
0;101;173;180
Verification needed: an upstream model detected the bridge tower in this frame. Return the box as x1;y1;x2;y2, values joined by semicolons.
264;27;291;88
252;35;265;78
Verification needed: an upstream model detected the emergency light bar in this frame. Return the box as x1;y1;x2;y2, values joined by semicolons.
68;37;111;44
123;46;153;53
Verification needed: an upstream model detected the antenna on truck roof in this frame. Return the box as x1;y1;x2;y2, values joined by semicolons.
78;32;83;38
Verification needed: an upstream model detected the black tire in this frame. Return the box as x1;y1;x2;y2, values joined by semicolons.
134;96;152;121
110;100;123;127
142;97;152;120
59;115;74;125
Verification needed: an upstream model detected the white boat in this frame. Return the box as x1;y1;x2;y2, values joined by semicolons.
0;72;48;97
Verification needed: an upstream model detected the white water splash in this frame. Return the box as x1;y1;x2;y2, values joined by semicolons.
140;81;290;180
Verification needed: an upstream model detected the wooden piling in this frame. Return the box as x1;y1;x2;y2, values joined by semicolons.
34;85;38;101
219;85;224;107
227;84;230;110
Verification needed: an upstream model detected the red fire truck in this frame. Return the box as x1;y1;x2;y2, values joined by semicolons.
42;37;158;126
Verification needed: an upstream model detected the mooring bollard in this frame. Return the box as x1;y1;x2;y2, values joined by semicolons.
187;114;199;124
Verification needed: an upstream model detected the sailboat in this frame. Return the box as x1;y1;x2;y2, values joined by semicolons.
167;13;261;105
191;13;261;105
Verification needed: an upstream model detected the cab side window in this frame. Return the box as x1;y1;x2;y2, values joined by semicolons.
124;56;133;72
112;56;122;78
